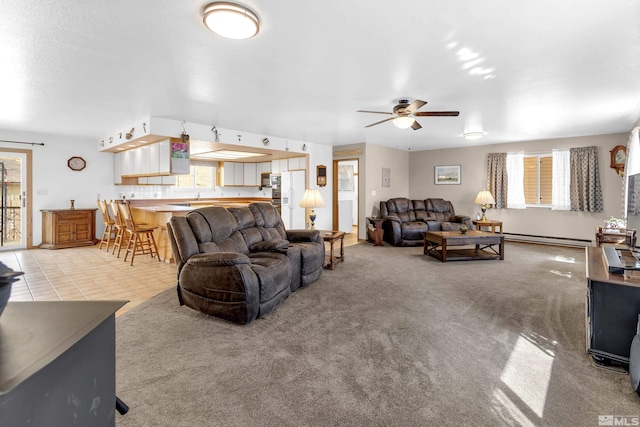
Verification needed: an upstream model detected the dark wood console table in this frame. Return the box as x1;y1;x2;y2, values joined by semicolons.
585;246;640;365
0;300;126;426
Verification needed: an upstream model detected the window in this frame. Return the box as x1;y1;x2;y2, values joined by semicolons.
176;164;216;188
524;154;552;206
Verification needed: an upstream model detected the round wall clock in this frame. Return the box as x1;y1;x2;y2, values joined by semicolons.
67;156;86;171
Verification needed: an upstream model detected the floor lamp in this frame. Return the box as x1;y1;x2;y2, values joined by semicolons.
299;188;325;230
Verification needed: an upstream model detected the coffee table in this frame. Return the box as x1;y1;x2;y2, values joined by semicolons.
423;230;504;262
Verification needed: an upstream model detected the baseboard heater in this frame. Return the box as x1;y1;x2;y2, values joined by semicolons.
503;232;592;248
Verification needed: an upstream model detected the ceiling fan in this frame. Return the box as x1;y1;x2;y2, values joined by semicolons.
357;99;459;130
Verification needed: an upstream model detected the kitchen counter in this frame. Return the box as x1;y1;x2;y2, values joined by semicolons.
129;198;272;262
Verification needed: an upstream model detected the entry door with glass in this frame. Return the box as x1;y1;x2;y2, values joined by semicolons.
0;153;26;249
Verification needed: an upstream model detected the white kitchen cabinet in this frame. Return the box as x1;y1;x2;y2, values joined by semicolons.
114;153;123;184
158;139;171;174
288;157;306;171
279;159;288;173
243;163;257;186
222;162;244;186
257;162;271;177
234;162;244;185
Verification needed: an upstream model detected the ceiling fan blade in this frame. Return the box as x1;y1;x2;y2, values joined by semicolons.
365;116;396;128
411;120;422;130
357;110;393;115
405;100;427;114
413;111;460;117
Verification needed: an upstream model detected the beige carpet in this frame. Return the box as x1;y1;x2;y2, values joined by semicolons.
115;243;640;426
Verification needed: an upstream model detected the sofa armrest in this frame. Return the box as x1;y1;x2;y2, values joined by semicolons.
250;239;290;252
286;229;320;242
186;252;251;268
450;215;470;223
383;214;401;223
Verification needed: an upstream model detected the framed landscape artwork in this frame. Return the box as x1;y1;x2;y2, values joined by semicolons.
434;165;461;185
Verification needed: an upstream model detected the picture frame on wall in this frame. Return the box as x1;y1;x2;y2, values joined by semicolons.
434;165;461;185
382;167;391;187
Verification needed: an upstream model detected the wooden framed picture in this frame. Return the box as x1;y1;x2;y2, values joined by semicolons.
434;165;461;185
382;167;391;187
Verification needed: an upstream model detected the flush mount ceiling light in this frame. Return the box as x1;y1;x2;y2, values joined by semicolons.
393;117;416;129
203;2;260;40
463;131;486;140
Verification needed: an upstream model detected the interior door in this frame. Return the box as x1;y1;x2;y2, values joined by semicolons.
0;151;27;250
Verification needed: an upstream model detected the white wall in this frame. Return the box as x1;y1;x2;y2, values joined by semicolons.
408;132;629;243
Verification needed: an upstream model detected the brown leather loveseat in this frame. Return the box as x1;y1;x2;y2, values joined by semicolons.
380;197;472;246
167;202;324;324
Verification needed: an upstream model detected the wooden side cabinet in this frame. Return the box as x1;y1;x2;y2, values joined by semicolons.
40;208;98;249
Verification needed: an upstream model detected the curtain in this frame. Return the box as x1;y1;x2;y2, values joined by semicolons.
570;146;603;212
487;153;507;208
506;152;526;209
551;149;570;210
623;127;640;216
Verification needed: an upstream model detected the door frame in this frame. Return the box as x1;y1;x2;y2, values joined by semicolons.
332;158;359;234
0;148;32;249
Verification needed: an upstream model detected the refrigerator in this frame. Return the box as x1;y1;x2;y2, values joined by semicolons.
280;170;307;230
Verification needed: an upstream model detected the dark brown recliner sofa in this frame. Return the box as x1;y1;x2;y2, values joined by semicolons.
166;202;324;324
380;197;472;246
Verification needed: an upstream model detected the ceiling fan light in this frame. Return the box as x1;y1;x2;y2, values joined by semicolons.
203;2;260;40
393;117;415;129
463;131;486;140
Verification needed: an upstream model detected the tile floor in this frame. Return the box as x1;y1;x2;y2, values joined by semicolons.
4;244;177;316
4;226;362;316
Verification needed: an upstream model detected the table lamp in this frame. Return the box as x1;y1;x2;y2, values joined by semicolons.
299;188;325;230
474;190;495;221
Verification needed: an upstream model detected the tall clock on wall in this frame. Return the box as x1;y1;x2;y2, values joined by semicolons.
610;145;626;176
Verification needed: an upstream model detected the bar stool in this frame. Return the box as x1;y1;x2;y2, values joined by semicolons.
109;200;128;258
97;200;117;252
118;202;161;266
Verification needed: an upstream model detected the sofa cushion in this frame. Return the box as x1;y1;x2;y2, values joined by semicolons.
397;211;416;223
388;198;411;214
415;210;431;222
248;253;291;302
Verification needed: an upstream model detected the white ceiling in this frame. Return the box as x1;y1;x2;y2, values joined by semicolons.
1;1;639;151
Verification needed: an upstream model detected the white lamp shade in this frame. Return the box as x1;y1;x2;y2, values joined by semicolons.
299;189;326;208
474;190;495;205
203;2;260;40
393;116;415;129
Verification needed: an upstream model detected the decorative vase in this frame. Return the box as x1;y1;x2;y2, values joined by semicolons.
70;199;75;210
460;227;468;234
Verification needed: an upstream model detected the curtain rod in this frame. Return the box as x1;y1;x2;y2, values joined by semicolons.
0;139;45;146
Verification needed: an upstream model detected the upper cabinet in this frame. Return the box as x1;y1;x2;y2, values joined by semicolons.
113;138;185;185
220;161;273;187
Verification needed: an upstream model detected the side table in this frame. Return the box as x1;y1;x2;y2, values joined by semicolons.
595;226;636;247
367;217;385;246
321;231;345;270
472;219;503;234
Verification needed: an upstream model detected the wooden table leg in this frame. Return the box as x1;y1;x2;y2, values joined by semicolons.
441;238;447;262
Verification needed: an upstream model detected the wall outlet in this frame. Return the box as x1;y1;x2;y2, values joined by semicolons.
36;189;48;196
371;190;377;196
